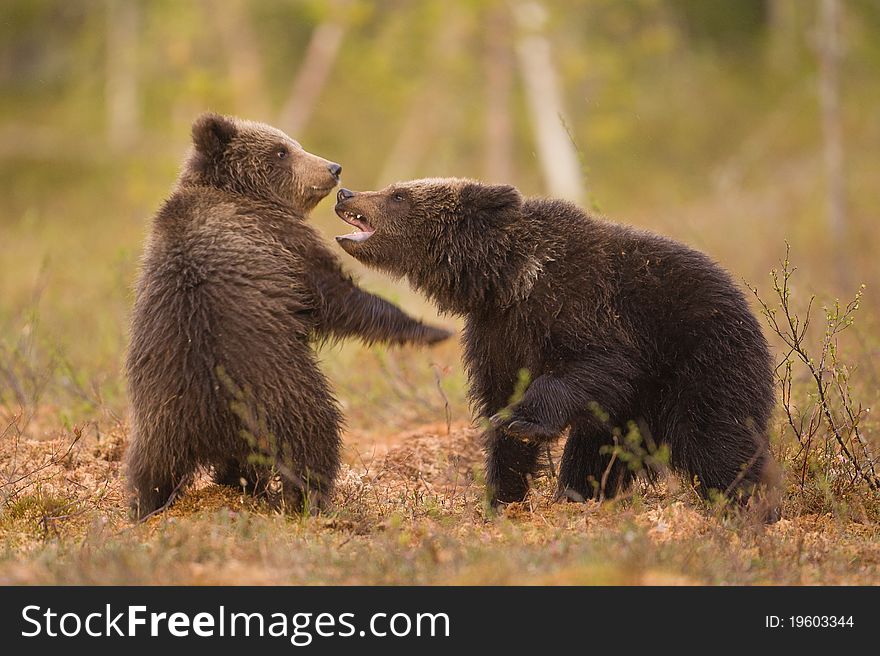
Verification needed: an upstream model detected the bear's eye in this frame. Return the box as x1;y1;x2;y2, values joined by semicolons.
392;193;405;202
276;147;288;160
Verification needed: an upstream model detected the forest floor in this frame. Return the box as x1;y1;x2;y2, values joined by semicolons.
1;408;878;585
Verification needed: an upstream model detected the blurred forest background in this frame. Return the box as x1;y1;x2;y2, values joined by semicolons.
1;0;879;456
1;0;879;585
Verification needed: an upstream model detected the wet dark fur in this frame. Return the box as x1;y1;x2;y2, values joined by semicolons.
125;115;450;520
335;178;780;520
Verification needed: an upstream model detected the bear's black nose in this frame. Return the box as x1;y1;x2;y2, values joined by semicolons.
337;188;355;203
328;163;342;180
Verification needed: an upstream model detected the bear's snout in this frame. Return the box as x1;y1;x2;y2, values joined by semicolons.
337;188;356;203
328;163;342;181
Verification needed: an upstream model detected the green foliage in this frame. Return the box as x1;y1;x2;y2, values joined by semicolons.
1;488;78;538
216;365;276;464
589;405;670;500
599;420;671;475
668;0;769;49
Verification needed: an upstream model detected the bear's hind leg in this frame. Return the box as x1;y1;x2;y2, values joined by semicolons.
556;419;634;502
126;453;195;521
485;428;545;506
273;375;342;515
667;412;778;520
276;442;339;515
213;458;272;497
662;340;779;521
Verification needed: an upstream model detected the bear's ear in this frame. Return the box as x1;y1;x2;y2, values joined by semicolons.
192;112;237;156
459;182;522;225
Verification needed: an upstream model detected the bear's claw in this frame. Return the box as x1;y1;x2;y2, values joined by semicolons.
423;325;453;344
490;413;559;442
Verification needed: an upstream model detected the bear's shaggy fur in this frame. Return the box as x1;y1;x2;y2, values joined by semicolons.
125;115;450;519
335;178;779;520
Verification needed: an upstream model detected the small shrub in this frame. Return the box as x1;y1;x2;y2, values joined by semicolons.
750;245;879;516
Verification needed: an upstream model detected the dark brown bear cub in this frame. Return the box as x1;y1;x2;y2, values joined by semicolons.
125;115;450;520
335;178;779;520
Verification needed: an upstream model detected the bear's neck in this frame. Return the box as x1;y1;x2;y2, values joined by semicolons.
413;225;552;316
177;175;299;215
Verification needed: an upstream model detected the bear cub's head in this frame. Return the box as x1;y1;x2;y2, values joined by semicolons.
184;112;342;213
334;178;521;269
334;178;525;311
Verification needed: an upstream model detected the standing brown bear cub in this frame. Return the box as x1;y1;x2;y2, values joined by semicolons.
336;178;780;520
125;115;450;520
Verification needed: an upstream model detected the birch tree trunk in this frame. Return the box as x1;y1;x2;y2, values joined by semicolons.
513;1;584;204
818;0;846;250
278;5;348;136
210;0;269;118
377;16;461;186
106;0;140;150
484;6;514;183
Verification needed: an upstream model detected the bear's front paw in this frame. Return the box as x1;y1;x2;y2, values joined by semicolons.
489;412;559;442
422;325;453;345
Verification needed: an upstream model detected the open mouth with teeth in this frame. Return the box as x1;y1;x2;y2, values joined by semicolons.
335;208;375;243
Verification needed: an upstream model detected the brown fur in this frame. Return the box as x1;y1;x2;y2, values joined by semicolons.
335;178;780;521
125;115;450;519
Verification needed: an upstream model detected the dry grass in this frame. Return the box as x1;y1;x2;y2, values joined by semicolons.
1;406;877;586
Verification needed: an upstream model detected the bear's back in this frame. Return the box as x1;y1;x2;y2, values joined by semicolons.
127;187;316;454
519;197;768;367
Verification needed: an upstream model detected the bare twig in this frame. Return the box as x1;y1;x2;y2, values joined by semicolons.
1;425;84;499
431;363;452;435
135;477;188;524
